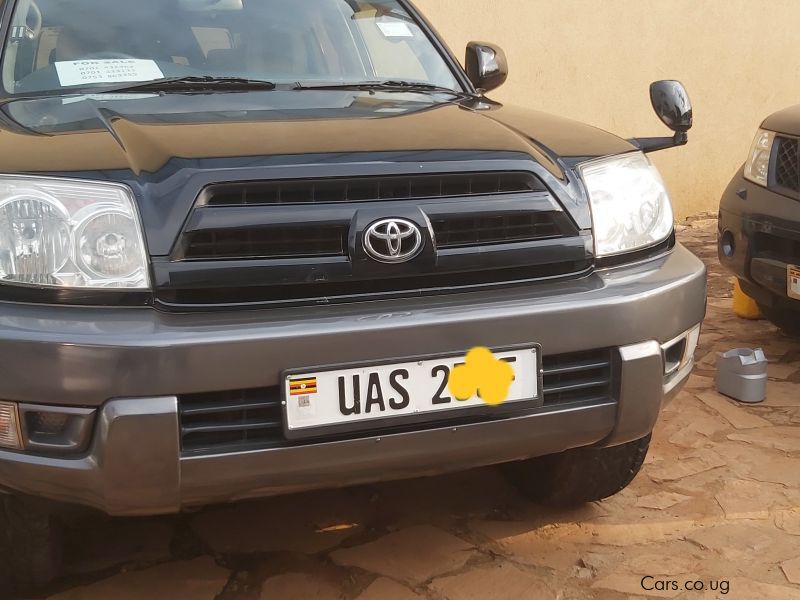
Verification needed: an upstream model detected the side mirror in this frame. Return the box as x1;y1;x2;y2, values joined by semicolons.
650;80;693;134
630;80;693;153
465;42;508;93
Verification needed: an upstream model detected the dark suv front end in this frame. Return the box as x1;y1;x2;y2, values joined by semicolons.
0;109;708;510
719;107;800;333
0;0;706;591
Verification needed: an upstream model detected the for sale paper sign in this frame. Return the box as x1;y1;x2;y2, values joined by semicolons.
55;59;164;87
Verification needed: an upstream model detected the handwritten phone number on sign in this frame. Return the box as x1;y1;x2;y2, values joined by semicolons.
74;67;141;79
74;61;141;77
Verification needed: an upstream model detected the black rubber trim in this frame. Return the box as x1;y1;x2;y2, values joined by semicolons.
155;261;593;312
0;285;152;307
594;233;676;269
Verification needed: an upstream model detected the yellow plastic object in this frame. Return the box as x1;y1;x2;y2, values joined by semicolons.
733;280;761;319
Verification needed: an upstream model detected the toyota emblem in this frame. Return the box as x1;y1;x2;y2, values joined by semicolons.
363;218;424;264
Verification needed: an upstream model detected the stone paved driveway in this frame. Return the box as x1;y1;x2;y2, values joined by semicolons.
27;220;800;600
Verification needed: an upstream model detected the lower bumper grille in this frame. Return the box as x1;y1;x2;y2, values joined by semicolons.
751;231;800;264
179;388;283;453
542;349;615;405
179;348;616;456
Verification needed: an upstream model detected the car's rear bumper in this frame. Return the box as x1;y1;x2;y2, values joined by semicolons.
719;169;800;309
0;244;706;516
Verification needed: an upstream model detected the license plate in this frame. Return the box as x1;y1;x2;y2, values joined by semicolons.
283;347;541;439
789;265;800;300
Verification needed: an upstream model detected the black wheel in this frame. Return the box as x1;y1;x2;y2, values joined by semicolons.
0;495;63;594
503;435;651;507
757;303;800;337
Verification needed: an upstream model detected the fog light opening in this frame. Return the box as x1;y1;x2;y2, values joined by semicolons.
0;401;22;450
19;405;96;454
661;325;701;378
663;338;687;376
26;411;70;439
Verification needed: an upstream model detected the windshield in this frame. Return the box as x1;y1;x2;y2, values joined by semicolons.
1;0;462;96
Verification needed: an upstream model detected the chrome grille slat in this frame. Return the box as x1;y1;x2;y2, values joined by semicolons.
542;377;612;395
180;398;281;417
543;359;611;376
182;420;282;435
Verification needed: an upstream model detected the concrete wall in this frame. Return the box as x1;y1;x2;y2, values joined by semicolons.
414;0;800;218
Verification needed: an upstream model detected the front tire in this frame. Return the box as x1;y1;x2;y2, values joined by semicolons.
503;435;651;507
757;303;800;337
0;495;63;593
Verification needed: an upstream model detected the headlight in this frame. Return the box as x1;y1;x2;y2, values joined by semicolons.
743;129;775;187
0;176;149;289
579;151;674;258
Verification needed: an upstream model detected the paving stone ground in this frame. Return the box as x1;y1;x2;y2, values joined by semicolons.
24;219;800;600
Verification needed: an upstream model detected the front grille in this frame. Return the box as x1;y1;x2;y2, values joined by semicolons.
161;167;590;309
180;213;566;261
200;172;546;206
180;172;561;262
178;348;616;455
775;137;800;193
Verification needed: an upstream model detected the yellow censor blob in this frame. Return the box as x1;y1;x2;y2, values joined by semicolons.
448;347;515;406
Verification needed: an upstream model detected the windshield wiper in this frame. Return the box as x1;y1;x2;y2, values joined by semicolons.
94;76;277;94
294;80;471;97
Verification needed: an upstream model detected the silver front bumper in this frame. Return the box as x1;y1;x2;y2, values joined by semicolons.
0;244;706;515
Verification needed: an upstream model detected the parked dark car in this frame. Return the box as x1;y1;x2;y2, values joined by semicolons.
0;0;706;591
719;108;800;335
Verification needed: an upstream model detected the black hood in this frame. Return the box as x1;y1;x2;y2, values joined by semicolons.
762;104;800;137
0;90;634;177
